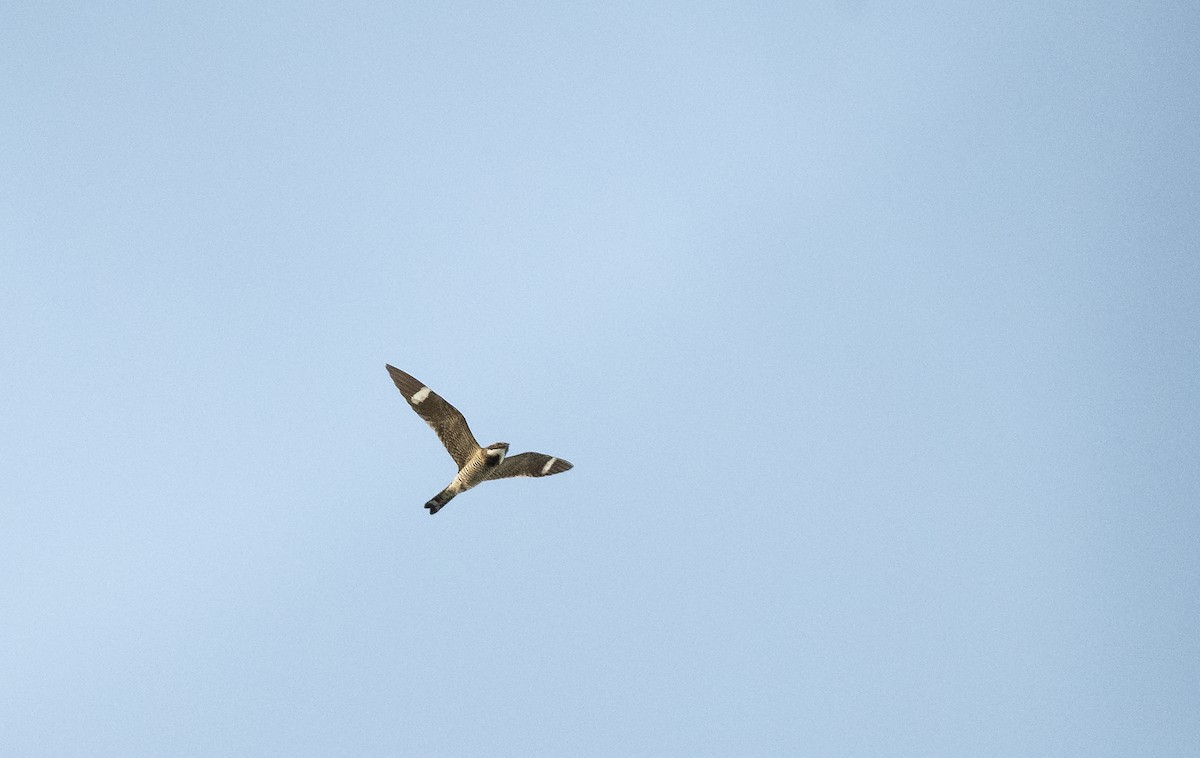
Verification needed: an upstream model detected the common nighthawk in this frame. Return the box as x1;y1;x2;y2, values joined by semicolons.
386;364;573;514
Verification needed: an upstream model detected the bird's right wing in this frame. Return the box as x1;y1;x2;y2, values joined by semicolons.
487;452;573;480
386;364;480;469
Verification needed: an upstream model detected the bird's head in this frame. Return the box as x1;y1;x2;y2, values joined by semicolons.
485;442;510;462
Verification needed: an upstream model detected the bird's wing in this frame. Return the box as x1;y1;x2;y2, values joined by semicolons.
487;452;573;480
386;364;480;469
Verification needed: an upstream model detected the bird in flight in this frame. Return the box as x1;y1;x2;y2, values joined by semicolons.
386;364;573;514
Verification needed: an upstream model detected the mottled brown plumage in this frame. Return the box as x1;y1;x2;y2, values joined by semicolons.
386;365;573;514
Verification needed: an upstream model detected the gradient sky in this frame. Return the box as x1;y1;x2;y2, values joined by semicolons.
3;2;1198;756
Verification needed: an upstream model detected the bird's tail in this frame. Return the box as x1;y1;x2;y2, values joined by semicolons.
424;488;455;515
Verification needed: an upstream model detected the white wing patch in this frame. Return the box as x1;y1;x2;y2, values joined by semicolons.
541;457;557;475
410;386;432;404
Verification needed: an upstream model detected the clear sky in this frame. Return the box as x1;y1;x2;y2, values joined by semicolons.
2;2;1198;756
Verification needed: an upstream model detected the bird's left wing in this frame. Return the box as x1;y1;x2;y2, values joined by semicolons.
487;452;573;480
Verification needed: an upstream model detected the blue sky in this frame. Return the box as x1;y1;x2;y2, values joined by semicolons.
2;2;1198;755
